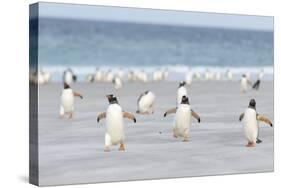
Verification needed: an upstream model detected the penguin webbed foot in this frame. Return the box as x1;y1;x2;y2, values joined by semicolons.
256;138;262;144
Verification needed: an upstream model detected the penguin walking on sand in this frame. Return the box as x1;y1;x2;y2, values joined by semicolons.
97;95;136;152
60;83;83;119
226;69;233;81
164;96;201;142
95;68;103;82
113;76;123;90
177;81;187;105
240;74;252;93
63;68;77;85
239;99;273;147
136;91;155;115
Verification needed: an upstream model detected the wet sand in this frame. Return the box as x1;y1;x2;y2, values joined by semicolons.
37;81;274;186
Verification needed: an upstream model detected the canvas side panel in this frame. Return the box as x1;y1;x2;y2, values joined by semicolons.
29;3;39;186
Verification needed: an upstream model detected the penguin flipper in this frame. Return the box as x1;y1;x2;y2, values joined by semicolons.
191;110;201;123
97;112;106;122
163;107;177;117
257;115;273;127
239;113;245;121
123;111;136;123
74;91;83;99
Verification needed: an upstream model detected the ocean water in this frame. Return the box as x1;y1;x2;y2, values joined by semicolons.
34;18;273;81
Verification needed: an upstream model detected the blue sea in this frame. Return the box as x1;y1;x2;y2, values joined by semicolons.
35;18;273;81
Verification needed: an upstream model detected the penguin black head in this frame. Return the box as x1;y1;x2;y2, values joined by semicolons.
181;95;189;104
179;81;186;87
242;74;246;78
73;75;77;82
64;83;70;89
248;99;256;109
106;94;118;104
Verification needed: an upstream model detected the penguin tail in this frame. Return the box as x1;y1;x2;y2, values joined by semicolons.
256;138;262;144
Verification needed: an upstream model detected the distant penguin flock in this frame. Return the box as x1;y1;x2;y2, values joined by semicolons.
30;67;268;94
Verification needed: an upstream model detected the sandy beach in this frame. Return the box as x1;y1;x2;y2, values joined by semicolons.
37;81;273;186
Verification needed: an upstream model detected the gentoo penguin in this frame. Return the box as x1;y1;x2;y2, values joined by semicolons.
194;72;201;81
164;95;200;141
106;70;114;82
226;69;233;81
113;77;123;90
116;68;124;80
153;70;164;82
94;68;103;82
42;70;51;84
127;70;134;82
163;68;169;80
240;74;252;93
37;70;46;85
138;70;148;83
177;81;187;105
60;83;83;119
239;99;273;147
215;72;221;81
204;69;213;81
97;95;136;152
258;69;264;80
136;91;155;114
85;74;94;83
63;68;77;85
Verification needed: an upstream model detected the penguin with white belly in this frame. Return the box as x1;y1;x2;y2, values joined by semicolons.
239;99;273;147
226;69;233;81
97;94;136;152
164;96;201;142
240;74;252;93
177;81;187;105
112;76;123;90
60;83;83;119
136;90;155;115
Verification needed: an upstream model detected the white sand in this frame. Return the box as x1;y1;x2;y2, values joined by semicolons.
37;81;273;186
